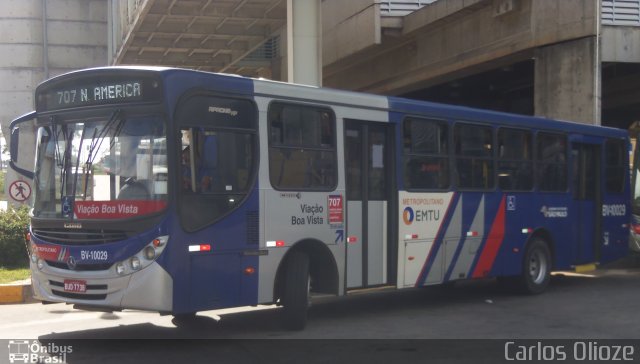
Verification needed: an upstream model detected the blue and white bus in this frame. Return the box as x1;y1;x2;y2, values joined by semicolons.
10;67;630;330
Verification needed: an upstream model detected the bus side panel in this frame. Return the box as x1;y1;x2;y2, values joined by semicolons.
399;192;516;286
164;72;260;314
601;194;631;263
490;193;533;277
167;186;261;314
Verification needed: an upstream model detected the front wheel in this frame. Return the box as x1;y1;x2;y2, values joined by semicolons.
281;251;310;330
518;239;552;294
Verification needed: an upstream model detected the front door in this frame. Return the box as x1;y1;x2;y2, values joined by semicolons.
344;120;392;288
571;142;602;264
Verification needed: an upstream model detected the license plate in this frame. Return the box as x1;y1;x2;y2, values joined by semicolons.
63;279;87;293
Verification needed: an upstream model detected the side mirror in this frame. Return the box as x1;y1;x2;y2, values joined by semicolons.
10;126;20;163
9;111;36;179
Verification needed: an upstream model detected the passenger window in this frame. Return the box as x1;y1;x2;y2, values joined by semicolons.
497;128;533;191
403;118;450;190
454;123;494;190
268;103;337;190
536;133;567;192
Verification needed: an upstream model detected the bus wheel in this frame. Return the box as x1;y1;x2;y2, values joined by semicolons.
519;238;551;294
281;251;310;330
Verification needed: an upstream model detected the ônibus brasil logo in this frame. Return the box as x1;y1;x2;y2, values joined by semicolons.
7;340;72;363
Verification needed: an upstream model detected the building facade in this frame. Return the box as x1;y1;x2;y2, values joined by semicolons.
0;0;108;205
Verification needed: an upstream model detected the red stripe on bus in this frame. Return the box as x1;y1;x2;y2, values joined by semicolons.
472;196;506;278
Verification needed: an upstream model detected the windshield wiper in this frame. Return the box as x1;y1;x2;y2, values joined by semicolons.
81;109;123;198
58;124;72;202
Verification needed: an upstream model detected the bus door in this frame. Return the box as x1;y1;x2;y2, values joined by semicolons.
571;142;602;264
344;120;393;288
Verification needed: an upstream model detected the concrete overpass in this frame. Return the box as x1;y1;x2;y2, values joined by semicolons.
110;0;640;129
109;0;287;77
322;0;640;128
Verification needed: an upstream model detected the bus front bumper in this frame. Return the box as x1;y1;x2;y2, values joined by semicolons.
30;261;173;312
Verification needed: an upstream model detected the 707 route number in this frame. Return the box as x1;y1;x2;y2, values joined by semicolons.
80;250;108;260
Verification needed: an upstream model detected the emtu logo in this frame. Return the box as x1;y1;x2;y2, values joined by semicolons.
403;207;415;225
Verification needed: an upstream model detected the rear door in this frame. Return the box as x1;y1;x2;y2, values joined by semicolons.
344;120;393;288
571;141;602;264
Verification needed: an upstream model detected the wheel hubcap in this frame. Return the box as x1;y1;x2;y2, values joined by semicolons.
529;249;547;284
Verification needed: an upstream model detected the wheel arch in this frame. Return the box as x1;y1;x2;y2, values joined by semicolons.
273;239;340;302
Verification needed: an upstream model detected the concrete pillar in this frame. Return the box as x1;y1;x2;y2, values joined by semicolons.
286;0;322;86
534;37;600;125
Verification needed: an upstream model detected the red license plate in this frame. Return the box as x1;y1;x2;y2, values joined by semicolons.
63;279;87;293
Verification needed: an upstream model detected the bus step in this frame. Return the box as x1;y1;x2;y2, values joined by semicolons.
573;263;597;273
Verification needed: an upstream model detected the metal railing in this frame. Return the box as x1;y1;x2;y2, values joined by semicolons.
379;0;438;17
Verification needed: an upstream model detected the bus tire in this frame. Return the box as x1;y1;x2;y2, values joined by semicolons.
281;251;310;330
518;238;551;294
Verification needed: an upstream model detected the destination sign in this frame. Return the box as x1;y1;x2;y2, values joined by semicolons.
37;74;162;111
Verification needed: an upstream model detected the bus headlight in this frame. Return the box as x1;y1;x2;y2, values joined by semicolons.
143;246;156;260
113;235;168;276
37;259;45;270
116;263;126;275
130;256;141;270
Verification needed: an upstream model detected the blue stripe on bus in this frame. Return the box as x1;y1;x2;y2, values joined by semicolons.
443;193;483;282
415;192;460;287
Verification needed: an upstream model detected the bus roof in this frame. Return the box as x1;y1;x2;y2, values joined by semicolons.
38;66;628;139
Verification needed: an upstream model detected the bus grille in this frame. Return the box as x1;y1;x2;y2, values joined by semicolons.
45;260;113;271
32;228;127;245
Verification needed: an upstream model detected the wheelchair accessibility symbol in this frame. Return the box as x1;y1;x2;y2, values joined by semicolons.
9;180;31;202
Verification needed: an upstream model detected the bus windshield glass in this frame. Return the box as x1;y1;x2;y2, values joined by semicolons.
33;112;167;219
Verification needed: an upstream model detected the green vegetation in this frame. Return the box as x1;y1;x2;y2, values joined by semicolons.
0;170;5;200
0;267;30;284
0;205;30;268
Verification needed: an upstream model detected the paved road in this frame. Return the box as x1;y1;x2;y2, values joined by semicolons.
1;257;639;362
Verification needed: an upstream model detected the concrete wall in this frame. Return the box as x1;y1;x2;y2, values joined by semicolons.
602;26;640;63
322;0;380;66
0;0;107;206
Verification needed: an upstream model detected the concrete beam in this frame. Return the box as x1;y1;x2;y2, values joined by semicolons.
534;37;599;124
324;0;598;98
322;0;380;66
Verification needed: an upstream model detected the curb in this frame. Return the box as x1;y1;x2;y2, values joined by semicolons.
0;280;34;304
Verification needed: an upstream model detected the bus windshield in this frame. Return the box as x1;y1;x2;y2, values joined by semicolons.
33;112;167;219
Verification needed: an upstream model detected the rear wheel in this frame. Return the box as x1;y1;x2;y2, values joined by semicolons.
281;251;310;330
518;238;551;294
